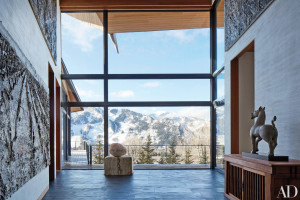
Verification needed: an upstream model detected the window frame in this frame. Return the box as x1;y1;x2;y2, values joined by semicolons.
61;7;221;169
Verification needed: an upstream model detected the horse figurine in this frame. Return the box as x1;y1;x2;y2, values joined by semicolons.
250;106;278;156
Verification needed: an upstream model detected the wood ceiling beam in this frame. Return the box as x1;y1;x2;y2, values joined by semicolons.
60;0;212;11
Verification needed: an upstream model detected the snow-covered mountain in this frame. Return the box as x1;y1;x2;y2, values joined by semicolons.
216;106;225;145
71;108;210;146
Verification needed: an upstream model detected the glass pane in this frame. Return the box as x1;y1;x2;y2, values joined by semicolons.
217;0;224;70
216;106;225;168
108;12;210;74
67;107;104;166
109;79;210;101
62;13;103;74
63;80;104;102
217;71;225;100
108;107;211;165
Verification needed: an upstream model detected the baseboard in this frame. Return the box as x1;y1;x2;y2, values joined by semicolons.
38;185;49;200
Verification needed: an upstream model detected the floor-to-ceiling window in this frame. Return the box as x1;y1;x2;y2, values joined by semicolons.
61;8;223;168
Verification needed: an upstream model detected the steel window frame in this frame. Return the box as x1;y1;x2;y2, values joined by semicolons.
212;0;225;170
61;8;220;168
61;74;212;79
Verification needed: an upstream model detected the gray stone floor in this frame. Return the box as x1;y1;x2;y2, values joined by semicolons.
43;170;226;200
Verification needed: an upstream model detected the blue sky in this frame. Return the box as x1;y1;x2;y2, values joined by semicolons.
62;13;224;113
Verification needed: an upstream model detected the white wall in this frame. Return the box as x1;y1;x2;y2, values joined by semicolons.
7;167;49;200
238;52;254;153
0;0;62;198
225;0;300;158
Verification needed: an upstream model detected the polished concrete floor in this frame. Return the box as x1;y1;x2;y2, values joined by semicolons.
43;170;225;200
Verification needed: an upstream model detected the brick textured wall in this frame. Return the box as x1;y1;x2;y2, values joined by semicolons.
225;0;273;51
0;30;50;200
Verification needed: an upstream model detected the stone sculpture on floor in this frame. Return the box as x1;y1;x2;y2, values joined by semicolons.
250;106;278;156
109;143;127;157
105;143;133;175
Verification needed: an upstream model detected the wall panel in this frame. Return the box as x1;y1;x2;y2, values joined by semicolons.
225;0;300;158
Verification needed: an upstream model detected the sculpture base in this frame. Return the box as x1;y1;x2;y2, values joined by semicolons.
104;156;133;176
242;152;289;161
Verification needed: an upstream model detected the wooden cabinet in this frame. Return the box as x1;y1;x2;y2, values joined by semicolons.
224;154;300;200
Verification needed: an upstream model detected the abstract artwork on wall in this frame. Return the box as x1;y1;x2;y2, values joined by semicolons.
0;24;50;200
28;0;57;61
225;0;274;50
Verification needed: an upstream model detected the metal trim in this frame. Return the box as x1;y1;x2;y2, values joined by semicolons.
61;73;212;80
61;101;212;107
210;5;217;169
108;74;212;79
61;74;105;79
103;11;109;157
62;10;211;14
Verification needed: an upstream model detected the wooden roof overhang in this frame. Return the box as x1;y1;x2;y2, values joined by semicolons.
60;0;213;12
61;61;83;112
61;0;222;33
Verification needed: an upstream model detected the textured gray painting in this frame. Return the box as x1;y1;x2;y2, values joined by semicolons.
225;0;273;50
0;28;50;199
28;0;57;61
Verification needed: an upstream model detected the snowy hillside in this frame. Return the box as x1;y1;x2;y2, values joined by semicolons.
71;108;210;145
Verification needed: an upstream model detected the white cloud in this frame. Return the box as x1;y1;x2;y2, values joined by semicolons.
77;89;102;101
110;90;135;98
153;29;210;43
142;82;161;88
62;14;102;52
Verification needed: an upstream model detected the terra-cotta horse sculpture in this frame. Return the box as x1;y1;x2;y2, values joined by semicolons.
250;106;278;156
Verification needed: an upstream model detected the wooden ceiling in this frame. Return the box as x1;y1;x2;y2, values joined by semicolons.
216;0;224;27
61;0;225;33
60;0;213;11
98;12;211;33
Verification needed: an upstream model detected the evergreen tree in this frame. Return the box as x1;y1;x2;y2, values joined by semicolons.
199;145;209;164
158;152;166;164
184;148;193;164
138;151;146;164
138;135;155;164
166;137;180;164
93;140;104;164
